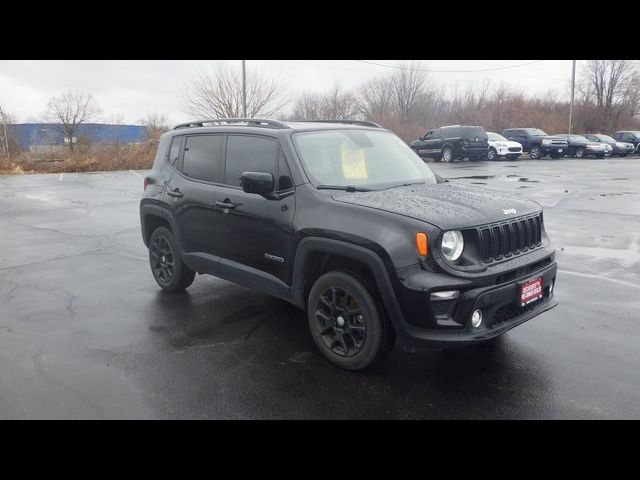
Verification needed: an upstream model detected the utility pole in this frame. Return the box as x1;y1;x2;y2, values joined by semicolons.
0;106;9;161
242;60;247;118
569;60;576;134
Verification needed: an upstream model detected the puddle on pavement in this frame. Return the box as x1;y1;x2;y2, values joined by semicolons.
561;245;640;268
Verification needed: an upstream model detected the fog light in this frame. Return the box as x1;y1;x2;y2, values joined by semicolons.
471;309;483;328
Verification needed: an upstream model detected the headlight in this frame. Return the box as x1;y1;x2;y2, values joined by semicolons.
441;230;464;262
542;139;551;145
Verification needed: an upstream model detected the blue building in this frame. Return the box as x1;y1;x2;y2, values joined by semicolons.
11;123;149;151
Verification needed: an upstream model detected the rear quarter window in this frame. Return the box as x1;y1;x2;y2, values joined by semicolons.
461;127;487;138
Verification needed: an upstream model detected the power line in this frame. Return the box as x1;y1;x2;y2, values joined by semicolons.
355;60;547;73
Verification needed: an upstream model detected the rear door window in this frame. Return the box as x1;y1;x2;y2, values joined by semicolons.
181;135;225;182
224;135;278;187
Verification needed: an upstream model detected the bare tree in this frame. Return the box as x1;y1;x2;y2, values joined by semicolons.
45;91;101;152
357;76;394;119
390;61;429;123
290;92;323;120
184;63;288;119
578;60;640;130
0;104;15;160
138;113;170;142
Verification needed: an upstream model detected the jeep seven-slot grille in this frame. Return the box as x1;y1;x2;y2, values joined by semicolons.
478;214;543;262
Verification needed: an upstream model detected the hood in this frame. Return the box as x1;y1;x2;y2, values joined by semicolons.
331;182;541;230
489;139;521;148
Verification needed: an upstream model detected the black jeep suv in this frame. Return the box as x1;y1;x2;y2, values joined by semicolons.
140;118;558;370
410;125;489;162
502;128;569;159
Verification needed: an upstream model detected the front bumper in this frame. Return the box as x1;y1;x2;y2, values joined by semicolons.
613;145;636;155
496;146;522;157
540;145;567;154
392;258;558;347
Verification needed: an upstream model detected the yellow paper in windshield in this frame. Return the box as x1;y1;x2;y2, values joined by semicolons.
340;143;368;180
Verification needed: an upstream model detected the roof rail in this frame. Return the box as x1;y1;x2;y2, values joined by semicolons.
173;118;288;130
293;119;384;129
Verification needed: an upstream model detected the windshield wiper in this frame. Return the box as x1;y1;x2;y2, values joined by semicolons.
317;185;372;192
383;181;425;190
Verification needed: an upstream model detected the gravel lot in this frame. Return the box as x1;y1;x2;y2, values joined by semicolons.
1;157;639;419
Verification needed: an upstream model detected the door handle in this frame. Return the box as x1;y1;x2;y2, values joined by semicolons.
215;200;238;210
166;187;183;198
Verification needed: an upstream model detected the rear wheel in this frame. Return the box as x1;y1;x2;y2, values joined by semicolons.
441;146;454;163
307;271;394;370
487;148;497;161
529;146;542;159
149;226;195;292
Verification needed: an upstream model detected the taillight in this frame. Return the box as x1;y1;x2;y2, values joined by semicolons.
143;177;150;190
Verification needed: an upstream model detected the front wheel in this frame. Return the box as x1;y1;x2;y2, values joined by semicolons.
529;146;542;159
307;271;395;370
575;147;585;158
148;226;195;292
487;148;497;161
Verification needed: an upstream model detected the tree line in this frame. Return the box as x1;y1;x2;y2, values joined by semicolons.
182;60;640;141
2;60;639;161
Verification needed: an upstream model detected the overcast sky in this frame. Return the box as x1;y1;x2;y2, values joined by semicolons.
0;60;580;126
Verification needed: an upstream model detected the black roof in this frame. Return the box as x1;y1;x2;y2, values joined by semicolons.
171;118;385;134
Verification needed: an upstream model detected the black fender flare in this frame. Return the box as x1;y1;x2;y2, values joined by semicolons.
290;237;409;336
140;201;182;251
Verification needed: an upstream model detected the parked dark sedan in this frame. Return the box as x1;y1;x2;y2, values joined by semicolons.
553;134;608;158
613;131;640;152
583;134;635;157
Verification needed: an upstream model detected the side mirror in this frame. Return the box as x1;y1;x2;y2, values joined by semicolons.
240;172;274;198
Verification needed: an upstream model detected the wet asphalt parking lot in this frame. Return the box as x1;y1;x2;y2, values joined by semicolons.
1;156;640;419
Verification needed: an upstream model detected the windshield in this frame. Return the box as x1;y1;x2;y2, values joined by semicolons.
595;134;615;142
293;129;438;189
487;132;507;141
526;128;548;137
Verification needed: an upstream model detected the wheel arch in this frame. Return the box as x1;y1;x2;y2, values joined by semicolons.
291;237;407;334
140;202;181;250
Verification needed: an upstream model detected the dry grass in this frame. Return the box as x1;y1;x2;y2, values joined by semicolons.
0;141;157;175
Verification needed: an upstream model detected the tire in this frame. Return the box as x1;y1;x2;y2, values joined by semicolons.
575;147;585;158
441;146;454;163
487;148;497;161
148;226;195;292
307;271;394;370
529;146;542;159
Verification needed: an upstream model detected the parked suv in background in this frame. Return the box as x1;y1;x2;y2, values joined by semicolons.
553;134;609;158
502;128;569;159
410;125;489;162
613;131;640;152
140;118;558;370
486;132;522;160
583;134;635;157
